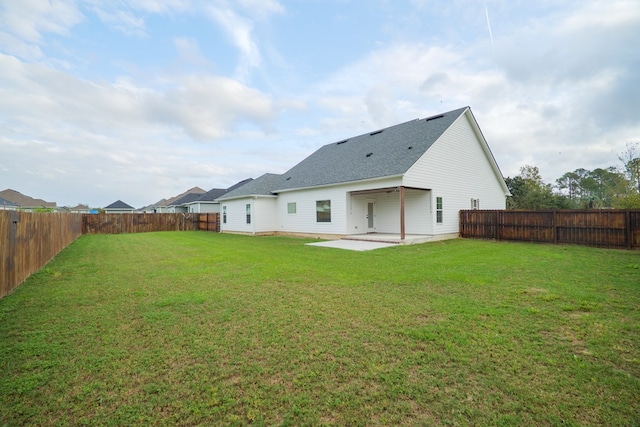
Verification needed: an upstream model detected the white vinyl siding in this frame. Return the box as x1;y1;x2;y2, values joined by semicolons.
404;111;507;234
348;188;430;234
276;176;401;235
220;197;277;234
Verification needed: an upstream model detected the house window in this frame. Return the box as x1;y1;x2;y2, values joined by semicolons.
287;202;297;214
316;200;331;223
471;198;480;210
222;206;227;224
246;204;251;224
436;197;443;223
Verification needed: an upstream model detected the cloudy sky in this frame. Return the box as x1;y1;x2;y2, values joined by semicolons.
1;0;638;208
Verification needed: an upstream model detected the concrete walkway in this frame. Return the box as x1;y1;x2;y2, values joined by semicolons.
305;239;398;251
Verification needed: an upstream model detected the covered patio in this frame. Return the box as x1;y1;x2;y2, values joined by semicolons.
348;186;432;240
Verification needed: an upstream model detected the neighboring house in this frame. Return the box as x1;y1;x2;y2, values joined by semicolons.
0;189;57;211
69;204;90;213
184;188;227;213
166;193;204;213
217;107;510;241
0;196;18;210
150;187;206;213
103;200;136;214
184;179;254;213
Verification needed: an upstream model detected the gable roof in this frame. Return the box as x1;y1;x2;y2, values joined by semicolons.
215;106;508;200
217;174;282;201
104;200;135;209
273;107;468;192
0;189;57;208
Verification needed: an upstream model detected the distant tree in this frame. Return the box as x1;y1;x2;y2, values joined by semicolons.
506;165;557;209
555;171;581;200
618;142;640;192
554;167;629;208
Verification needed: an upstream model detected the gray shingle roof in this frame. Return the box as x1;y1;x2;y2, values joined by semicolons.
104;200;135;209
193;179;254;202
217;107;470;200
194;188;227;202
217;174;282;200
274;107;468;191
171;192;205;206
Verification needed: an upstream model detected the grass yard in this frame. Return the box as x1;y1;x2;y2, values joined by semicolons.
1;232;639;426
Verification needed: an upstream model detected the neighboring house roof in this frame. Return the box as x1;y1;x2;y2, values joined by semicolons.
104;200;135;209
218;174;282;201
0;196;18;207
182;179;255;205
274;107;468;192
171;192;205;206
193;188;227;203
0;188;57;208
151;187;206;208
226;178;253;192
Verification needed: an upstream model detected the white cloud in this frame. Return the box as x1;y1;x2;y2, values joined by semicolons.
206;6;261;81
0;0;82;42
0;53;276;140
236;0;284;20
159;74;276;140
92;7;147;37
560;0;640;32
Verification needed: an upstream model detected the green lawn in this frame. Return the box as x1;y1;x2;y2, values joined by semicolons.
1;232;639;426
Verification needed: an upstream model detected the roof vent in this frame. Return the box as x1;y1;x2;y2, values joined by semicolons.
336;139;348;145
425;114;444;122
408;146;413;150
369;130;384;136
286;177;291;180
366;152;373;157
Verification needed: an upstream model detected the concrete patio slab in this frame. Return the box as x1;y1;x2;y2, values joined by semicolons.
306;239;398;251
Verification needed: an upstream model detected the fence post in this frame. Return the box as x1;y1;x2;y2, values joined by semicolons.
626;210;632;250
496;210;501;241
553;210;558;245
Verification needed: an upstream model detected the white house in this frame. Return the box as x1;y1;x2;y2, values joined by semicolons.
217;107;510;242
183;179;253;213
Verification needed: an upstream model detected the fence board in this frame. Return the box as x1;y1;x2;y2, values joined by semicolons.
0;211;83;299
460;209;640;249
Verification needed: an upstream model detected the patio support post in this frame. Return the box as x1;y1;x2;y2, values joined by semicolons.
400;186;405;240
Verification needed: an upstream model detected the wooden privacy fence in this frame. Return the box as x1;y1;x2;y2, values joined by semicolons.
0;211;83;299
198;213;220;232
1;212;220;299
82;213;201;234
460;209;640;249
